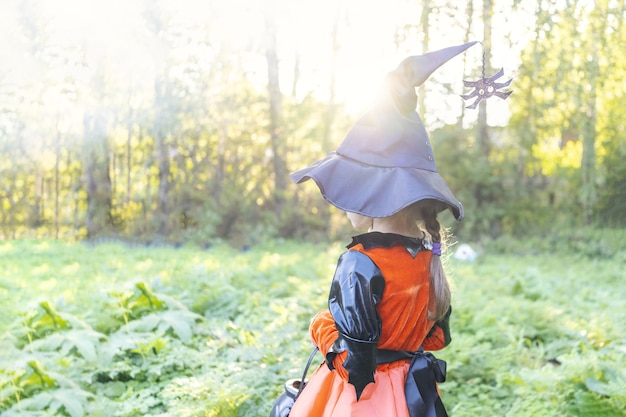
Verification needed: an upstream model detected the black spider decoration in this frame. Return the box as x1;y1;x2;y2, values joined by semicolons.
461;68;512;109
461;46;513;109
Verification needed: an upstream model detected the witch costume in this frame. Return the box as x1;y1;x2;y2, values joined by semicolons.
286;42;477;417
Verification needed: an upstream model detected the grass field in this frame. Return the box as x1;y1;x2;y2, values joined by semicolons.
0;236;624;416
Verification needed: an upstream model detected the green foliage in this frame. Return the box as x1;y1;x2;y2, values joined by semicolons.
19;302;70;341
2;387;94;417
506;0;626;230
3;1;624;243
442;250;626;416
29;329;105;362
486;227;626;261
1;238;625;416
596;134;626;227
0;239;336;416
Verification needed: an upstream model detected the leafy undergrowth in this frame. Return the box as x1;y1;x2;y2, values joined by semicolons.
441;250;626;417
0;237;624;416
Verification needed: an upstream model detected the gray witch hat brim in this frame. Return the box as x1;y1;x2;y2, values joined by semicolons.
290;152;463;219
290;42;477;220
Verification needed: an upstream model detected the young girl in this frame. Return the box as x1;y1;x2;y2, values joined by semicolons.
286;42;477;417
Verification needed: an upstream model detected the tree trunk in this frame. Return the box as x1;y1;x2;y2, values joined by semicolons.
418;0;430;117
54;127;60;239
581;17;602;225
292;52;300;98
126;97;133;206
83;111;113;238
154;78;171;237
0;198;5;239
322;18;339;152
214;123;227;204
477;0;493;158
315;15;342;236
265;13;288;220
8;182;16;239
459;0;474;126
32;170;43;229
474;0;501;237
157;133;170;237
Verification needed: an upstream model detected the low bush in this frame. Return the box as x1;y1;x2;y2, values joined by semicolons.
0;237;624;416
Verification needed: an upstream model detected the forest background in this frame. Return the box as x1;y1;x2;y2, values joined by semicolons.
0;0;625;245
1;1;625;416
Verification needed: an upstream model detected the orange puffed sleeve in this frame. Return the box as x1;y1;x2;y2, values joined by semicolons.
422;326;446;351
423;307;452;351
309;309;337;356
308;309;349;380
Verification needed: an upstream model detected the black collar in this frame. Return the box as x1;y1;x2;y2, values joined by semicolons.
347;232;427;258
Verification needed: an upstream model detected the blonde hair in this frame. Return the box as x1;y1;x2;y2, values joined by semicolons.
396;202;451;322
419;204;450;322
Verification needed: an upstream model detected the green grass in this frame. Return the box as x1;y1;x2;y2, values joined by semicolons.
443;252;626;416
0;237;624;416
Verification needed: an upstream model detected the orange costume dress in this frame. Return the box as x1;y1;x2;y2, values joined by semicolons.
289;232;450;417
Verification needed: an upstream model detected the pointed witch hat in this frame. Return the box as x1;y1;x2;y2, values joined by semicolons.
290;41;478;220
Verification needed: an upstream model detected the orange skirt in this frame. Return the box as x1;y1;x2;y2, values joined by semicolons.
289;360;412;417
